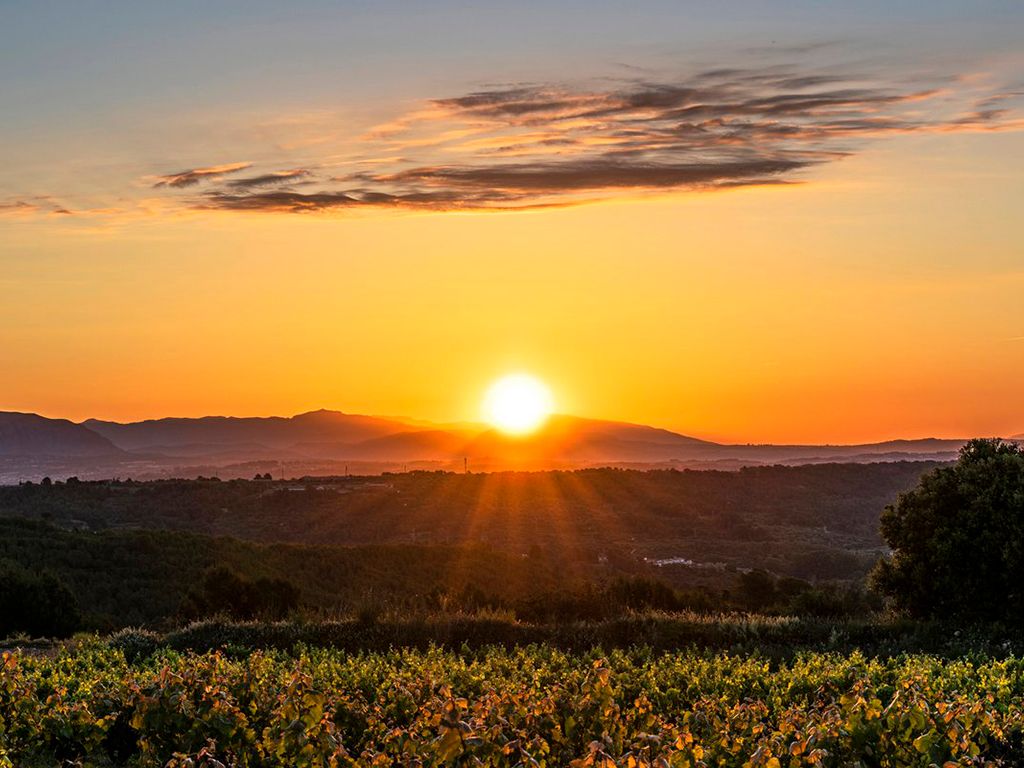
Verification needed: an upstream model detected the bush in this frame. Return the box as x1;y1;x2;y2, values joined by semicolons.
107;627;161;662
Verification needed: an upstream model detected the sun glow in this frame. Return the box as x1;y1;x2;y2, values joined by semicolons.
482;373;555;435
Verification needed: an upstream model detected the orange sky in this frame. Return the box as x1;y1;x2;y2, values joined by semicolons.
3;133;1022;444
2;5;1023;443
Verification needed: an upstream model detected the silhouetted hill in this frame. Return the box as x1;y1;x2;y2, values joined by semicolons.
84;409;411;455
464;424;966;469
0;412;122;457
0;407;998;482
693;438;968;464
74;409;979;468
466;415;714;467
75;411;722;468
335;429;477;461
308;416;714;465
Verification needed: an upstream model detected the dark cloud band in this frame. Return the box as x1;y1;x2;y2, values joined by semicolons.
157;65;1021;213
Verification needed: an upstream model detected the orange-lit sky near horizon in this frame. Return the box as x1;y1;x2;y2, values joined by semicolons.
2;2;1023;444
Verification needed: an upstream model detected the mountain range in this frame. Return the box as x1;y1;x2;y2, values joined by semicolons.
0;408;1016;482
0;412;123;458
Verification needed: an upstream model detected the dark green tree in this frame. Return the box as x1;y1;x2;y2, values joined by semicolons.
182;566;300;620
0;561;81;637
872;438;1024;622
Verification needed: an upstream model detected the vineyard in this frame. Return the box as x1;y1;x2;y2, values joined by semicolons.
3;641;1024;766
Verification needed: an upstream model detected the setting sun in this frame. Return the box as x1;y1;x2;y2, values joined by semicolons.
482;374;554;435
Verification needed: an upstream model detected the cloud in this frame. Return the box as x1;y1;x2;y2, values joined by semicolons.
155;63;1024;214
225;169;311;189
196;157;811;213
0;197;73;217
381;157;811;193
201;190;358;212
199;188;521;213
153;162;251;188
0;200;39;215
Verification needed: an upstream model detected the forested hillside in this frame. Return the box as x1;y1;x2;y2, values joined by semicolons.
0;518;572;630
0;463;940;583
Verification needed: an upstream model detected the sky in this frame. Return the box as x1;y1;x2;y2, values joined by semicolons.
2;1;1023;443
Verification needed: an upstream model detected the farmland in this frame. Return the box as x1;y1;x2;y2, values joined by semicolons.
3;640;1023;766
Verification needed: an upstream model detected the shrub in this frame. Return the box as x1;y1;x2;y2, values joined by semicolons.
107;627;161;662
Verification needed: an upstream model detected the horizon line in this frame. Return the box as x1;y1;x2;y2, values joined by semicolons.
3;405;1020;448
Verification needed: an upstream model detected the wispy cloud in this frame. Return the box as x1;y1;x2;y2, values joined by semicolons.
225;169;311;190
0;200;39;216
152;162;252;188
0;197;73;217
185;64;1023;214
5;55;1023;221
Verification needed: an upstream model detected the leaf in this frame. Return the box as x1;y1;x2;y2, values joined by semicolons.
436;726;463;761
912;732;934;754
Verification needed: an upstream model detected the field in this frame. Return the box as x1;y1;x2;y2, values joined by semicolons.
3;640;1023;767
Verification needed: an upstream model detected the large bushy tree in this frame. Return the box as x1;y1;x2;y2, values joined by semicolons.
872;438;1024;622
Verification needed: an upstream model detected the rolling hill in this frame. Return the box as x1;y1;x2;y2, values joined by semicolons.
0;408;999;482
80;410;719;465
0;412;122;458
463;415;714;467
83;409;411;455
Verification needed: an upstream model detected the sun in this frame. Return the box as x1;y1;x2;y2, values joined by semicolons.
482;373;555;435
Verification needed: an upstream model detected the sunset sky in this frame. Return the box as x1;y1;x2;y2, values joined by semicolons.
2;1;1023;443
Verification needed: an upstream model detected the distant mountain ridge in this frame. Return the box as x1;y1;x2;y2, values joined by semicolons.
83;409;409;453
463;415;714;466
79;410;716;464
0;412;122;457
0;407;1011;483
